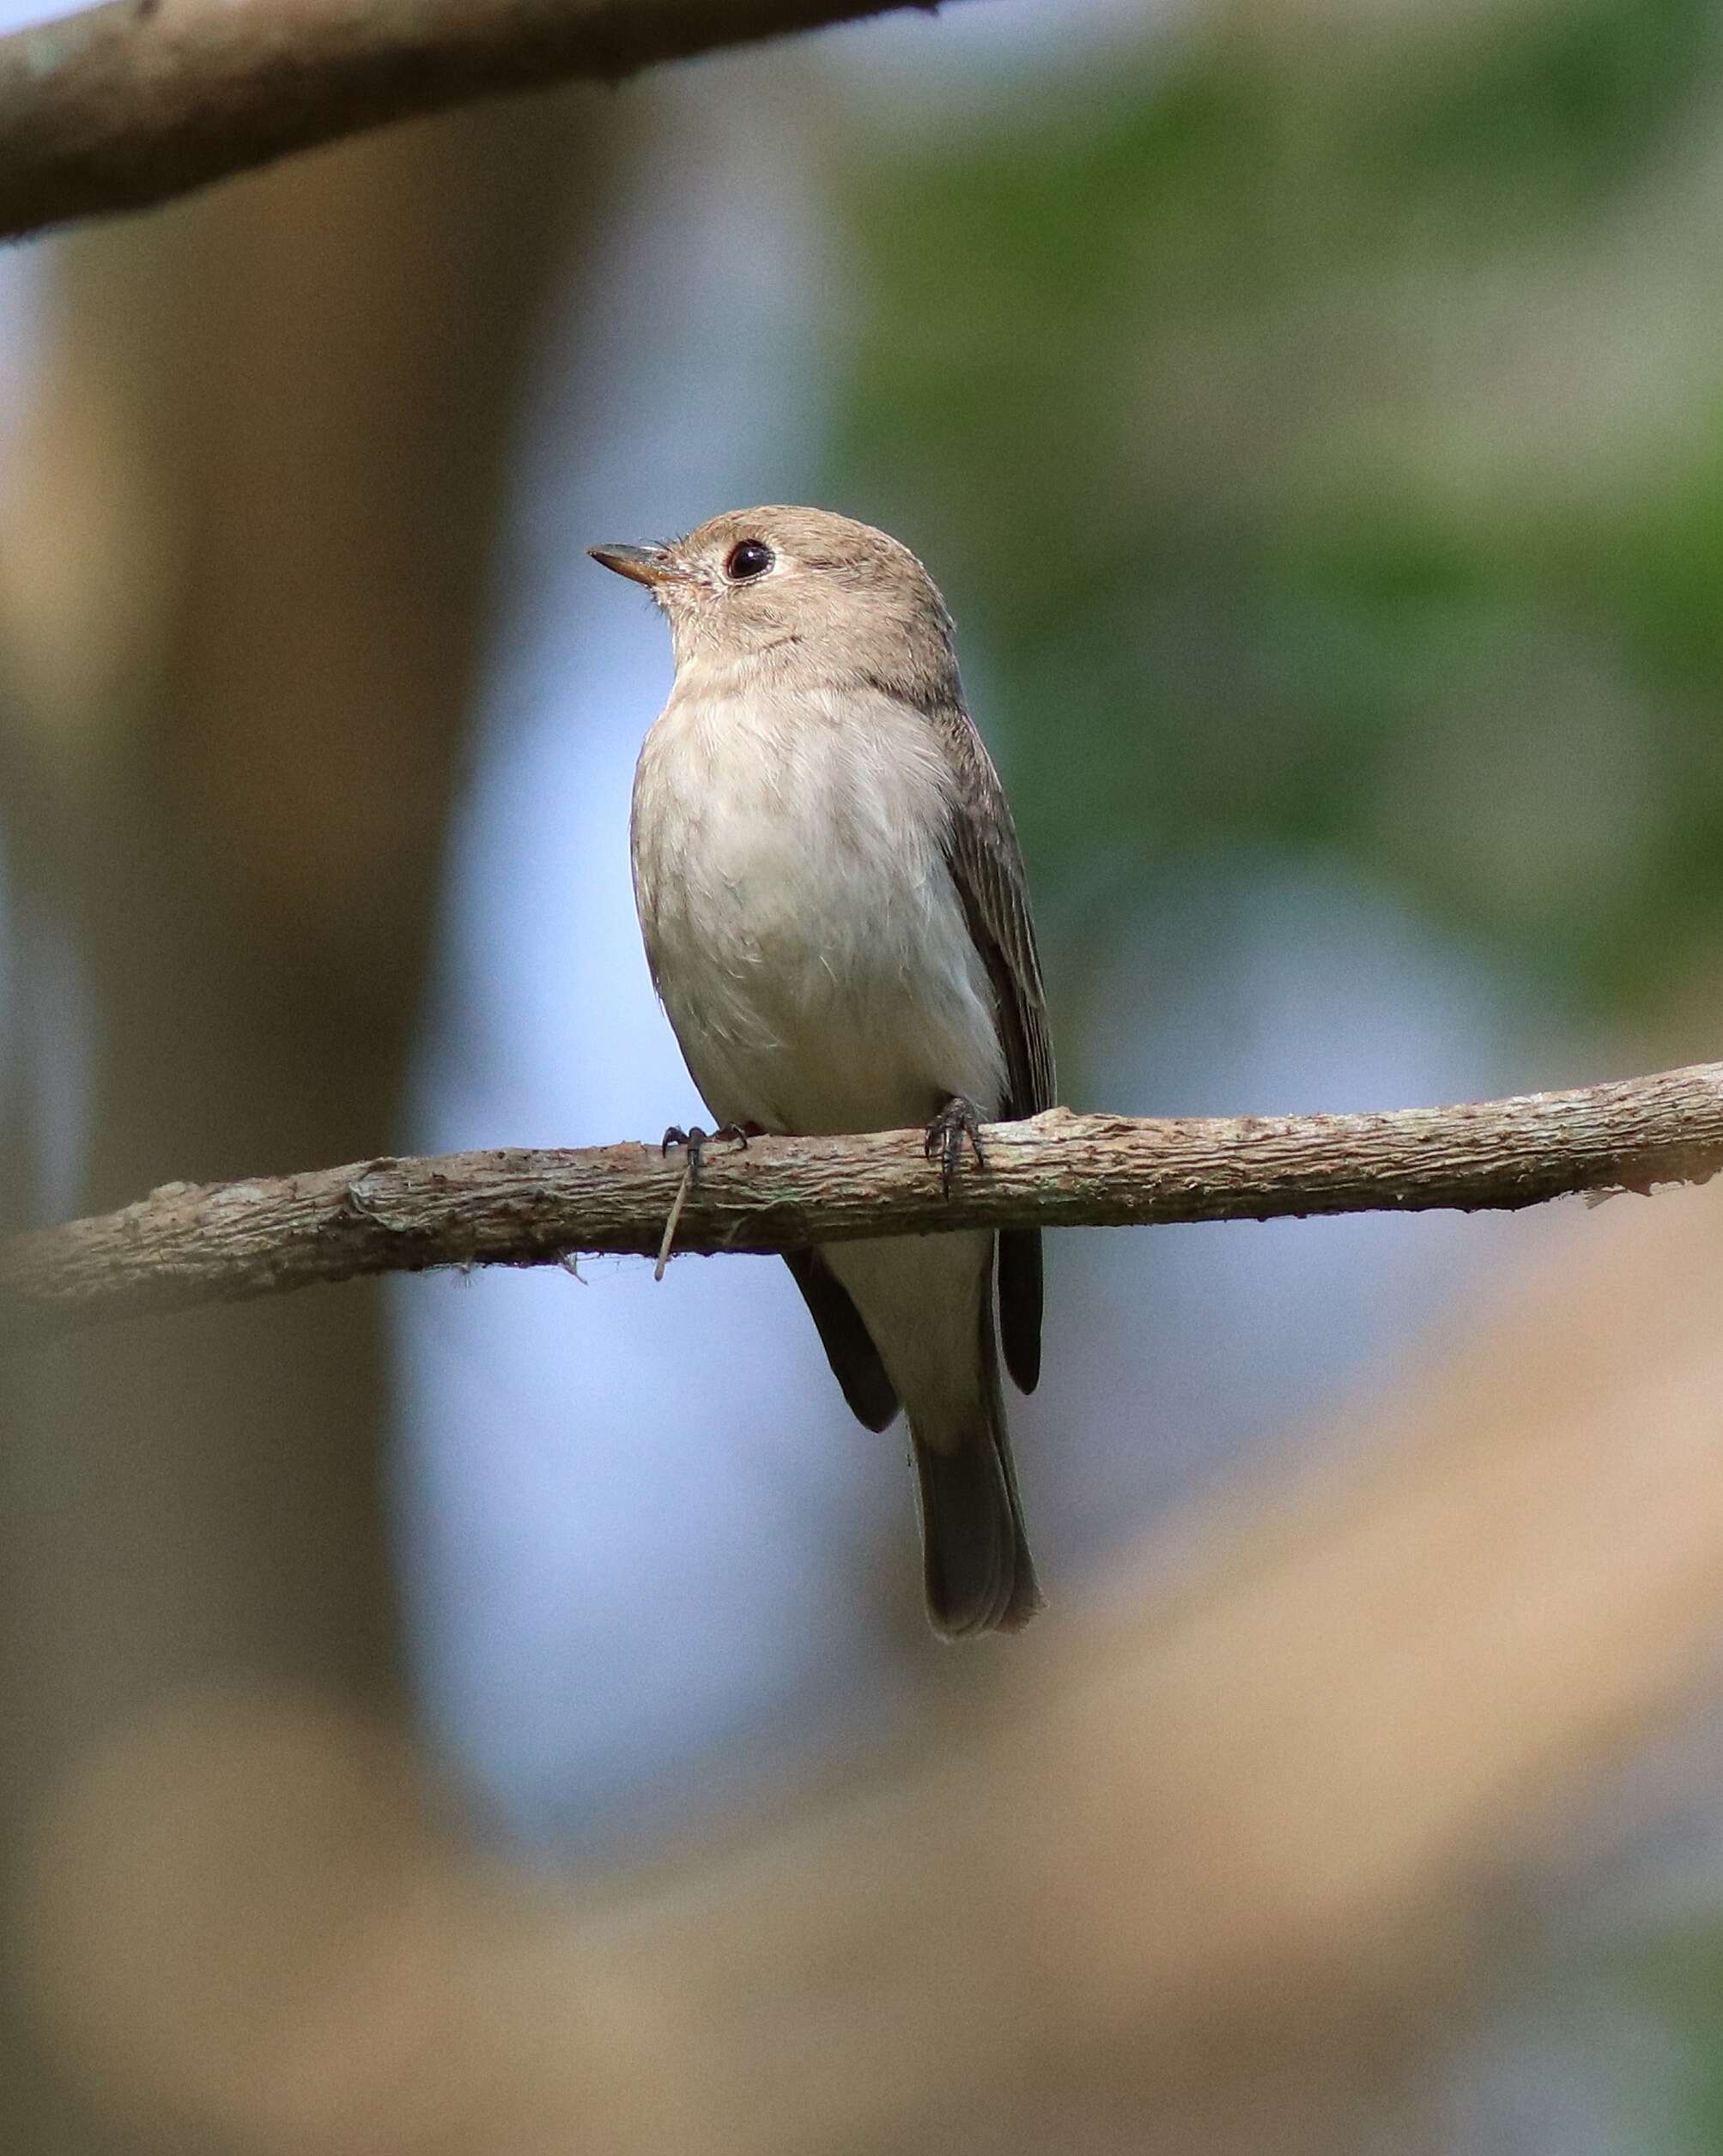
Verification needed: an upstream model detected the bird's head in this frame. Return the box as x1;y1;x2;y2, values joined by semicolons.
590;505;960;704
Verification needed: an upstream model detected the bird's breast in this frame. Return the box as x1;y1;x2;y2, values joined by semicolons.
630;683;1004;1134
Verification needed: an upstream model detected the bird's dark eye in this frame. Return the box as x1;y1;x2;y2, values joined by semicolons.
725;540;774;582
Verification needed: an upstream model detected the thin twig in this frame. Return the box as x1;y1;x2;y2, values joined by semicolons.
655;1154;695;1281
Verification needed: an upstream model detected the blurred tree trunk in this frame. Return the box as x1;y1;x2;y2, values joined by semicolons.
0;99;616;2151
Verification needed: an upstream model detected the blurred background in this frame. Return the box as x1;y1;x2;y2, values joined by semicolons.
7;0;1723;2147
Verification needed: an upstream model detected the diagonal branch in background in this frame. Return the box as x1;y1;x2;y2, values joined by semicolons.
21;1172;1723;2155
3;1060;1723;1336
0;0;967;244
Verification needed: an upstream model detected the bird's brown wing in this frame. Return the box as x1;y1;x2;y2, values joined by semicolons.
935;702;1056;1395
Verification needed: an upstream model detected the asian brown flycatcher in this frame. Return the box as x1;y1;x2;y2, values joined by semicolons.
593;506;1053;1637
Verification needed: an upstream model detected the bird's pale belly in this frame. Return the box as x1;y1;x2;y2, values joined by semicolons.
636;736;1005;1138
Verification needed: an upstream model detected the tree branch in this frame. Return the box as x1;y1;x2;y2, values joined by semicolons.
4;1060;1723;1335
0;0;961;244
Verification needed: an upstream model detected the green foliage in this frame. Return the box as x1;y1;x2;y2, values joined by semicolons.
823;0;1723;1014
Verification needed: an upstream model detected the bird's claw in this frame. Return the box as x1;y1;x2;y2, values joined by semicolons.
924;1096;986;1196
661;1123;754;1173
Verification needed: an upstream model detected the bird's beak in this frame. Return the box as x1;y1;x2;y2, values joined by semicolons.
588;542;680;589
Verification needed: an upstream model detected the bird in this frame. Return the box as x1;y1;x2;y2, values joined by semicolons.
591;506;1053;1638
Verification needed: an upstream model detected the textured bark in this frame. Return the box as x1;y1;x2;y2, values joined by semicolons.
0;0;961;242
5;1059;1721;1334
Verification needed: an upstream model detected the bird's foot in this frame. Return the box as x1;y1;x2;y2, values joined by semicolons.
655;1123;758;1281
661;1123;756;1174
924;1095;986;1197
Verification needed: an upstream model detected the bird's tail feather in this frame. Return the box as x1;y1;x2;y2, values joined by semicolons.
911;1274;1041;1639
